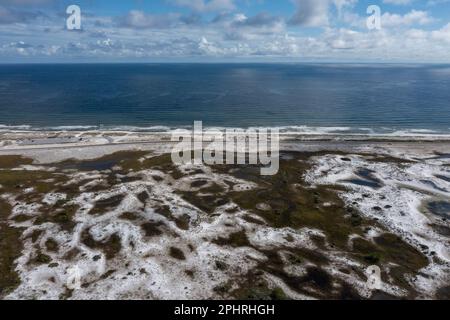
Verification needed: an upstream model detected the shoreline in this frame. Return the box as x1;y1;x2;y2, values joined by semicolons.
2;127;450;139
1;130;450;164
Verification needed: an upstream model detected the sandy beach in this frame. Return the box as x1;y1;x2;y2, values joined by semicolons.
1;130;450;163
0;131;449;300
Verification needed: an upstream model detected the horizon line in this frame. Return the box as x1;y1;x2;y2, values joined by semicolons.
1;61;450;65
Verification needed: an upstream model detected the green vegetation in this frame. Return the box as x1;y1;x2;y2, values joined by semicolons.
0;155;33;169
169;247;186;260
81;230;122;260
0;199;23;297
89;195;124;216
0;151;432;299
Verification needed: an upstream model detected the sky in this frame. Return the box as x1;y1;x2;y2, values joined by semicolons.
0;0;450;63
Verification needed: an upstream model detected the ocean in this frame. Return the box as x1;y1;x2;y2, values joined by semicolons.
1;63;450;134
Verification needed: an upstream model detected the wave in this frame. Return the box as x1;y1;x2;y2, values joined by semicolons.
0;124;32;130
0;124;173;132
1;124;450;138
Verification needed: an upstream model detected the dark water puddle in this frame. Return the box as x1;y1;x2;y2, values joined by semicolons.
420;180;448;192
428;153;450;160
426;201;450;219
53;151;148;172
280;153;294;160
432;224;450;237
59;159;118;171
343;168;383;189
436;175;450;183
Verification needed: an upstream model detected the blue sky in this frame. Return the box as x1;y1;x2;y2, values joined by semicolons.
1;0;450;62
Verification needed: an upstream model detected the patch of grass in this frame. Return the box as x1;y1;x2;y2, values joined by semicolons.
35;204;79;232
223;153;365;249
242;215;265;225
89;195;124;216
269;266;332;297
12;214;33;223
363;253;381;264
120;211;140;221
136;191;149;204
213;230;251;248
231;275;288;300
174;214;191;230
215;260;228;271
169;247;185;260
154;205;171;217
81;230;122;260
33;252;52;265
141;154;185;179
289;247;329;266
214;282;233;295
350;213;363;227
191;180;208;188
45;238;59;252
0;170;55;194
178;191;228;214
141;222;164;237
28;229;43;243
201;183;225;194
0;199;23;298
374;233;428;271
351;234;428;298
0;155;33;169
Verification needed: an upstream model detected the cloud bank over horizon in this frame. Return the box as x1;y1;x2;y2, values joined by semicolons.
0;0;450;62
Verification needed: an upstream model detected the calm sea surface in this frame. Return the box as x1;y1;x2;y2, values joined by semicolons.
1;63;449;134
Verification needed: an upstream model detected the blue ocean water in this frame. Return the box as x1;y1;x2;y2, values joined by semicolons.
0;63;449;134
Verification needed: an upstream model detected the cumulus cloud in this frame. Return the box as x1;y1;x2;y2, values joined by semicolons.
0;4;46;24
209;12;285;41
431;23;450;42
288;0;357;27
232;13;283;28
0;0;449;62
382;10;434;27
170;0;235;13
0;0;54;5
289;0;330;27
383;0;413;5
117;11;182;29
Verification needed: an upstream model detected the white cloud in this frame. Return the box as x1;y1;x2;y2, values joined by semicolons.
118;10;182;29
383;0;413;5
431;23;450;42
170;0;235;13
289;0;330;27
0;0;449;62
382;10;434;27
288;0;358;27
1;0;54;5
0;4;46;24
